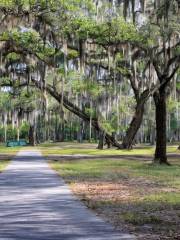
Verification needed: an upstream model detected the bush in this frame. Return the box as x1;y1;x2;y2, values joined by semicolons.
0;127;5;142
0;122;30;142
7;125;17;140
0;125;18;141
20;122;30;139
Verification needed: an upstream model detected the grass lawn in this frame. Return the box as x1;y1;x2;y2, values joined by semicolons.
39;142;179;156
0;144;22;171
0;160;10;172
49;143;180;240
0;144;22;155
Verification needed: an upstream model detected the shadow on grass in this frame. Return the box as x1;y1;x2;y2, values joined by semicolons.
50;156;180;239
81;193;180;239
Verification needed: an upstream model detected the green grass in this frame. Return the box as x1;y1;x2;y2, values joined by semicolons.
33;140;180;237
0;144;21;171
122;212;162;225
0;160;10;172
0;144;22;155
50;156;180;238
143;192;180;206
51;158;180;187
40;142;179;156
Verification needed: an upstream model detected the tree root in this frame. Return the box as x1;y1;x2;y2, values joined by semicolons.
153;158;171;166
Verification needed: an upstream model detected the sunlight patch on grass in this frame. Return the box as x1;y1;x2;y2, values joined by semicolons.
48;142;180;238
0;145;22;168
143;192;180;206
40;142;179;156
122;212;162;225
50;156;180;238
0;144;22;155
0;160;10;172
50;158;180;187
42;147;154;156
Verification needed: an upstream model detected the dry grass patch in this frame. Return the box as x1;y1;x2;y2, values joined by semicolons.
50;156;180;240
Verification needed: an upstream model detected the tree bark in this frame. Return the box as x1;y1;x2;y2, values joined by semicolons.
121;102;145;149
153;89;169;164
77;120;84;143
59;124;65;142
120;90;149;149
29;125;36;146
97;130;105;149
32;79;122;148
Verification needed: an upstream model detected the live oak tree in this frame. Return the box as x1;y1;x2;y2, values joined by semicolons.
76;2;180;154
0;0;123;147
0;0;179;162
118;1;180;156
148;0;180;164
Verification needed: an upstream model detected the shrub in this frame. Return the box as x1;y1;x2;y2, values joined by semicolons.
20;122;30;139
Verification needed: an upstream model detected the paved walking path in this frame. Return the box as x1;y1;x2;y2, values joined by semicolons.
0;149;135;240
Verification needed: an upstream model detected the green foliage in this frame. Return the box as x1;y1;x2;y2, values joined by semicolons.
0;122;29;142
85;107;96;118
20;122;30;139
101;120;115;134
170;114;178;131
0;0;15;8
6;52;21;62
0;92;12;111
115;53;124;62
70;77;104;98
69;16;143;44
7;126;16;140
0;127;5;142
70;79;84;93
116;66;130;75
167;98;180;112
6;125;17;140
67;49;79;59
12;89;37;111
85;81;104;98
0;28;56;60
177;82;180;90
139;24;160;48
0;0;179;149
90;17;143;45
70;17;96;40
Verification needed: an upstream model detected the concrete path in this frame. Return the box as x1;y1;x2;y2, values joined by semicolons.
0;149;135;240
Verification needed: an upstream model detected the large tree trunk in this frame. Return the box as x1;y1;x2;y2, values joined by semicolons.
32;79;121;148
120;90;149;149
59;125;65;142
77;120;84;143
97;130;105;149
153;89;169;164
121;102;145;149
29;125;36;146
